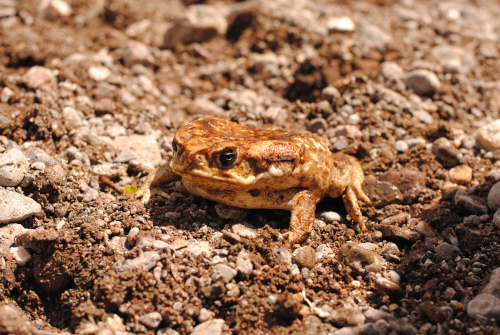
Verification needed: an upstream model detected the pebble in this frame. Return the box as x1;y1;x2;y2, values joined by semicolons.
430;45;476;75
375;277;405;299
441;181;465;200
374;225;420;242
9;246;31;266
337;242;385;275
92;163;126;179
0;149;28;187
236;251;253;276
94;98;115;114
231;224;258;238
327;16;355;32
412;110;434;125
198;308;212;323
122;40;154;67
347;114;360;125
328;308;365;327
334;125;362;138
321;211;342;223
211;264;237;282
23;66;56;89
223;231;241;244
333;137;349;151
388;318;418;335
139;312;162;329
292;246;316;269
379;169;426;204
192;319;225;335
116;251;160;272
449;165;472;184
158;328;180;335
494;209;500;229
481;267;500;298
88;66;111;81
0;304;32;335
114;135;161;169
321;86;341;102
307;118;328;133
163;5;228;48
404;69;440;96
359;23;393;48
394;140;408;152
480;43;499;59
434;242;460;260
363;308;395;322
381;61;404;81
386;270;401;284
114;149;137;163
62;107;84;127
476;120;500;151
82;189;99;202
362;179;403;208
467;293;500;320
273;246;292;265
432;138;459;167
420;301;446;324
0;188;42;223
186;98;225;117
38;0;72;20
24;147;54;166
380;213;410;226
381;243;399;260
487;182;500;212
215;204;247;220
183;241;211;257
454;190;488;215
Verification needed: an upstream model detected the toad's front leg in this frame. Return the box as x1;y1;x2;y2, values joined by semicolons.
135;157;181;203
278;189;316;247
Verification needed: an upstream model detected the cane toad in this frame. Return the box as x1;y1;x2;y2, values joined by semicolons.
136;117;371;246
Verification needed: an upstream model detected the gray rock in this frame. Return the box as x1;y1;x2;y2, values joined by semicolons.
381;169;425;204
192;319;225;335
0;188;42;223
381;61;404;81
307;118;328;133
82;189;99;202
375;277;405;299
23;147;54;166
380;213;410;226
362;179;403;208
23;66;56;89
454;190;488;215
328;307;365;327
317;100;334;115
122;40;154;67
114;149;137;163
292;246;316;269
0;149;28;187
467;293;500;320
337;242;386;275
116;251;160;272
163;5;228;48
480;267;500;299
236;251;253;276
388;318;417;335
62;107;84;126
333;137;349;151
487;182;500;212
364;308;395;323
211;264;237;282
435;242;460;260
432;138;459;167
321;211;342;223
404;69;440;96
381;243;399;260
494;209;500;229
430;45;476;75
476;120;500;152
139;312;162;328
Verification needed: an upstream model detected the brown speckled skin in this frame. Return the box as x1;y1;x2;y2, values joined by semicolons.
136;117;371;246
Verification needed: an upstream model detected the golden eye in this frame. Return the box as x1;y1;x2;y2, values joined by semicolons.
216;148;237;168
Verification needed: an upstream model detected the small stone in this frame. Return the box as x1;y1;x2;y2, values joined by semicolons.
114;135;161;169
10;246;31;266
170;238;189;250
82;189;99;202
380;170;425;204
389;318;417;335
292;246;316;269
386;270;401;284
381;61;404;81
374;225;420;242
222;231;240;244
127;227;140;247
0;304;32;335
442;227;458;246
327;308;365;327
435;242;460;261
38;0;71;20
92;163;126;179
0;188;42;223
461;135;476;149
430;45;476;75
317;100;334;115
432;138;459;167
114;150;137;163
449;165;472;184
481;267;500;298
381;242;399;259
364;308;395;322
454;190;488;215
122;40;155;67
363;179;403;208
394;140;409;152
480;43;499;59
126;19;151;38
211;264;237;282
231;224;258;238
347;114;360;125
23;66;56;89
236;251;253;276
441;181;465;200
476;120;500;151
412;110;434;125
404;69;440;96
375;277;405;299
494;209;500;229
333;137;349;151
467;293;500;320
192;319;225;335
23;147;54;166
186;98;225;117
117;251;160;272
62;107;84;127
380;213;410;226
420;301;446;324
139;312;162;329
152;240;170;250
30;162;45;171
0;149;28;187
307;118;328;133
158;328;180;335
334;125;362;138
359;23;393;48
94;98;115;114
198;308;212;323
321;86;341;102
321;211;342;223
163;5;228;48
88;66;111;81
327;16;355;32
487;182;500;212
337;242;385;275
273;246;292;265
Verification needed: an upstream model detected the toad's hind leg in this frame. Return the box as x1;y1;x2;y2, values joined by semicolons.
135;157;181;203
279;190;316;247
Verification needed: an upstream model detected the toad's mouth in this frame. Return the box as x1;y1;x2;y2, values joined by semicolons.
173;165;257;186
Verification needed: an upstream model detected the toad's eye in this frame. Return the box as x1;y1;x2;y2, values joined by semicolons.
172;139;178;152
216;148;237;168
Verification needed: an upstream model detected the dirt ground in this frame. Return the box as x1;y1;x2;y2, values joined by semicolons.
1;0;500;334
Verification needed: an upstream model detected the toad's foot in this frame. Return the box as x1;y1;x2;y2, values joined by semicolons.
135;158;181;203
278;189;316;247
342;184;371;231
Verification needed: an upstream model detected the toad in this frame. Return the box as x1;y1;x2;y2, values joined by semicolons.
136;117;371;247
